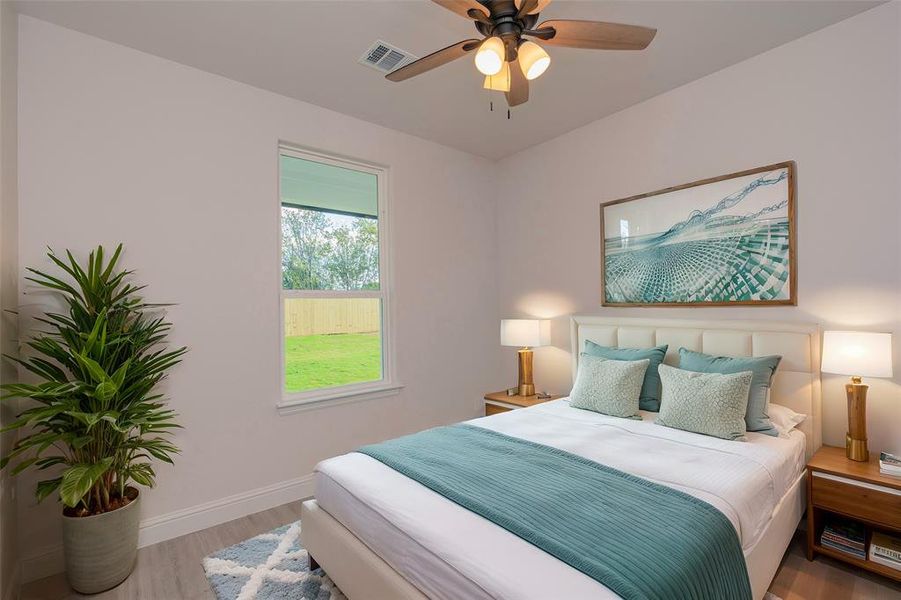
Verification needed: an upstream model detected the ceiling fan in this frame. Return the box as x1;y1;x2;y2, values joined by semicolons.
386;0;657;108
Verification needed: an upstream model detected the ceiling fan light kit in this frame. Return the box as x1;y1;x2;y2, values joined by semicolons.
483;60;512;92
475;36;506;75
517;40;550;80
387;0;657;108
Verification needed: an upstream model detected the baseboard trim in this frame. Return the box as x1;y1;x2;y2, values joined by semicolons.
20;474;315;584
2;560;19;600
138;473;314;547
19;542;62;586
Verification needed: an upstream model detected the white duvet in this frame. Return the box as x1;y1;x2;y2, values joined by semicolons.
314;399;806;600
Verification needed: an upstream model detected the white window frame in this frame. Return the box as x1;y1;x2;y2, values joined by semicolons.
277;145;400;413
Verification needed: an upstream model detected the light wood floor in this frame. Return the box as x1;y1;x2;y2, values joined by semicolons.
771;533;901;600
21;502;304;600
21;503;901;599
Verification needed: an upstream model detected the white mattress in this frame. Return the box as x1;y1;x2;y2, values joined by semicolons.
314;399;806;600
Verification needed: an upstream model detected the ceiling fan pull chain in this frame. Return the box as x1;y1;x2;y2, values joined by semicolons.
490;100;494;112
507;108;511;120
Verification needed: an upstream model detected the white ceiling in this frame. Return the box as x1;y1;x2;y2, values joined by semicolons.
16;0;880;159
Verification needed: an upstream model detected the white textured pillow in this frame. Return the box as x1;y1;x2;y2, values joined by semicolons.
570;354;648;420
656;364;752;441
768;403;807;437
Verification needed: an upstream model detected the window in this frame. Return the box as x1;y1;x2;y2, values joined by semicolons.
279;147;395;407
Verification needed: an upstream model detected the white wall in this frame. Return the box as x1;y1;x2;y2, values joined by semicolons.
16;16;500;578
494;3;901;454
13;1;901;584
0;2;17;598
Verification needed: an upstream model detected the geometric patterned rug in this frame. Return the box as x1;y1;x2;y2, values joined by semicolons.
203;521;346;600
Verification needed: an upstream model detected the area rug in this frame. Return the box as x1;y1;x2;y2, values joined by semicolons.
202;521;345;600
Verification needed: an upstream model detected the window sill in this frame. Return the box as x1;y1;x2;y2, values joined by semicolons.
277;382;404;415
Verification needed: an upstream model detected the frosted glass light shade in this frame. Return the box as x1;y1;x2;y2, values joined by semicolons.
475;37;505;76
501;319;551;348
518;41;550;80
821;331;893;378
483;60;511;92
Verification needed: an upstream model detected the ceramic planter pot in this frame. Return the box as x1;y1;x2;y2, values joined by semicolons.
61;489;140;594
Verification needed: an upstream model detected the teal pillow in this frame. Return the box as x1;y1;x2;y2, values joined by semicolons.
584;341;668;411
677;348;781;436
656;365;753;441
570;355;647;420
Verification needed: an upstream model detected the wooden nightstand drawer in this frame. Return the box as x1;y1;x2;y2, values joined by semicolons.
812;472;901;530
485;403;512;416
483;391;563;417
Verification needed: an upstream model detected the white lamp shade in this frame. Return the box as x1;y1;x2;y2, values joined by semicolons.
500;319;551;348
483;60;511;92
821;331;893;378
474;36;505;76
517;41;550;80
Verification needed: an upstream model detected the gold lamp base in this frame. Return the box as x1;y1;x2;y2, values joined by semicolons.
845;376;869;462
517;347;535;397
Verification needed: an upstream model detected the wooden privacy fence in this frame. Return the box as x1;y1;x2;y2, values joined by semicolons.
284;297;380;337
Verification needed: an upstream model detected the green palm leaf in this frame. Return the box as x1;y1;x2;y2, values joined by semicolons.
60;460;113;507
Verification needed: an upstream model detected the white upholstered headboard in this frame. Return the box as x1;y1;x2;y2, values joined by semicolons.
570;316;822;458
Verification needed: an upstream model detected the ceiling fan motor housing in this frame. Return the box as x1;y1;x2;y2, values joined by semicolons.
475;0;540;61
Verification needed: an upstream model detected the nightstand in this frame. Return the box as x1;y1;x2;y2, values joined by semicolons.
806;445;901;582
483;391;563;416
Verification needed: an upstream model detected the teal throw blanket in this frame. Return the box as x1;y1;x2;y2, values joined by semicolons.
358;424;751;600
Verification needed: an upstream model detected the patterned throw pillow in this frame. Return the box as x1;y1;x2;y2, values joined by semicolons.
677;348;781;436
656;364;753;441
583;341;668;412
570;354;649;420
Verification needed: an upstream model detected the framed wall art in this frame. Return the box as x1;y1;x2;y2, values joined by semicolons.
600;161;796;306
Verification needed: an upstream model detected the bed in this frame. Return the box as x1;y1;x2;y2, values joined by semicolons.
301;317;823;600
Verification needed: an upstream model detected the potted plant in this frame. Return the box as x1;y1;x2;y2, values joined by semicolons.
1;245;186;593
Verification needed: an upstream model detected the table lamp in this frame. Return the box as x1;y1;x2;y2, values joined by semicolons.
501;319;551;397
821;331;893;462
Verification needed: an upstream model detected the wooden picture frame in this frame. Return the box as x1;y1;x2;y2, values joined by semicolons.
600;161;797;307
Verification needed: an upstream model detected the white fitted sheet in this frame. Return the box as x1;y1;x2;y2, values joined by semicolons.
314;399;806;600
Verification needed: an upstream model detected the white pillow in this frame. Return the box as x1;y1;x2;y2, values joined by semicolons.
768;403;806;437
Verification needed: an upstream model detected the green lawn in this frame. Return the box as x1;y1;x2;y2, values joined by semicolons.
285;333;381;392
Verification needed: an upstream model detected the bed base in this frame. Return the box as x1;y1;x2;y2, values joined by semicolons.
301;474;805;600
746;473;806;599
301;499;427;600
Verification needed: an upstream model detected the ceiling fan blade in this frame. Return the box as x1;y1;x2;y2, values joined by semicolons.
515;0;552;15
386;39;481;82
431;0;490;20
536;20;656;50
505;60;529;107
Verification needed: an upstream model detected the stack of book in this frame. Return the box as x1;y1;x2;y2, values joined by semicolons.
880;452;901;478
870;532;901;571
820;519;866;559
